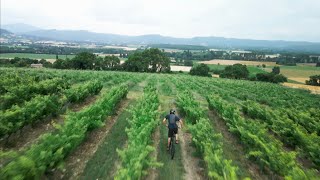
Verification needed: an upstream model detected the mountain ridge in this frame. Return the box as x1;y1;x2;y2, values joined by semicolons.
2;23;320;53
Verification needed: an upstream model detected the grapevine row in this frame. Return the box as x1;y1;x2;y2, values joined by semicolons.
64;80;103;103
0;95;61;138
190;74;320;168
0;84;128;179
207;94;315;179
176;89;238;180
0;81;103;139
242;100;320;167
0;78;69;110
115;82;161;180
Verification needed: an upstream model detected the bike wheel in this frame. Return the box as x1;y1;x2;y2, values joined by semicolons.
171;137;175;159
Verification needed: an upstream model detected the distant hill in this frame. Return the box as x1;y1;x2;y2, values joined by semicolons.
2;23;320;53
0;28;13;35
2;23;42;33
23;29;320;53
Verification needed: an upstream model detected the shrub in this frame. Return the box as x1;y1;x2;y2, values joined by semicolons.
190;64;211;77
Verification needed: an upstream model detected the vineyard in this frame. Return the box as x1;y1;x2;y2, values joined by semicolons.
0;67;319;180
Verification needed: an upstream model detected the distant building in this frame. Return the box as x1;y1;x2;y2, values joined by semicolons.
265;54;280;59
310;55;320;61
31;64;43;68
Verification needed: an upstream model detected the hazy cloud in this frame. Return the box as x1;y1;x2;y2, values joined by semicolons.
1;0;319;42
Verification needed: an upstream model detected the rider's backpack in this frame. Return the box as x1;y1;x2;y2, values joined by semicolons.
168;114;176;126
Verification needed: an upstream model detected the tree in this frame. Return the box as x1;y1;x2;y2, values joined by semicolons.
122;48;170;72
256;73;287;83
190;64;210;77
306;75;320;86
53;59;67;69
273;74;287;83
220;64;249;79
184;60;193;66
262;64;266;68
316;62;320;67
70;52;96;69
143;48;170;72
122;52;149;72
102;56;120;70
272;66;280;74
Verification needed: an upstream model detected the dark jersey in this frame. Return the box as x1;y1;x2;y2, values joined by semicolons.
165;114;180;129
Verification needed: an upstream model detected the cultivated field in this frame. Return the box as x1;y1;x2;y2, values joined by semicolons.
200;59;320;84
0;53;75;60
1;67;319;180
265;65;320;83
283;82;320;94
170;65;192;72
200;59;277;66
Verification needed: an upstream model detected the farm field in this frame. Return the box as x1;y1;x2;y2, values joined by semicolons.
0;53;76;60
199;59;320;84
265;65;320;83
200;59;277;66
283;82;320;94
203;63;266;76
0;67;320;180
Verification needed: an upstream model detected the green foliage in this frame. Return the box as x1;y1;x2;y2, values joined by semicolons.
53;52;121;70
305;75;320;86
0;78;69;110
176;91;203;124
256;73;287;83
175;89;238;179
220;64;249;79
272;66;280;74
123;48;170;72
190;64;210;77
115;82;162;179
242;100;320;166
207;95;317;178
70;52;96;69
64;81;102;103
184;60;193;66
0;95;62;138
189;118;238;180
0;57;39;67
0;84;128;179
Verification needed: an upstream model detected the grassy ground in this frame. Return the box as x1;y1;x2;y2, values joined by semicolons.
156;95;185;180
0;53;75;60
79;81;145;179
80;99;136;179
205;64;266;75
265;65;320;83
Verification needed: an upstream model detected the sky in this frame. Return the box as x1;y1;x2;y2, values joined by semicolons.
1;0;320;42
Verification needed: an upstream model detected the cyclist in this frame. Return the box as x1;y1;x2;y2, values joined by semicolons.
163;109;183;150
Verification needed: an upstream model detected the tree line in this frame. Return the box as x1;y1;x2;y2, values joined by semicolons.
166;50;320;64
189;63;288;84
0;48;171;73
0;45;128;55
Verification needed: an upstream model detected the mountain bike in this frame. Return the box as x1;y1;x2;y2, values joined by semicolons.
169;133;176;159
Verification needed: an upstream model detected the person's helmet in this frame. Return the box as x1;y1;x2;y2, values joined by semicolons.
170;109;175;114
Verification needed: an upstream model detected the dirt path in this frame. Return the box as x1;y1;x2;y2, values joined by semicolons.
144;126;161;180
155;90;205;180
0;95;98;152
179;128;204;180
